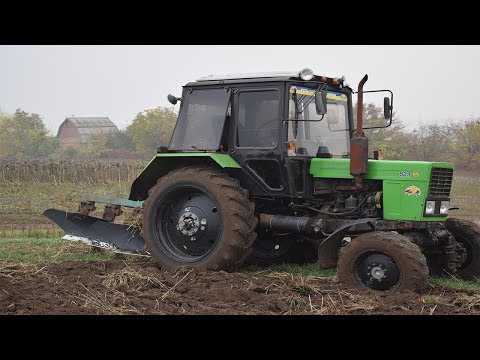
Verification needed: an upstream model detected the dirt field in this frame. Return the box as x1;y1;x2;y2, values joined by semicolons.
1;259;479;315
1;174;479;315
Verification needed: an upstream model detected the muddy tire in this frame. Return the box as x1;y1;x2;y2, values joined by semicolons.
337;231;428;292
142;166;257;271
446;217;480;280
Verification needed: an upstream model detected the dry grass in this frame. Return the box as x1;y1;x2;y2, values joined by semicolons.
100;264;168;291
450;174;480;224
75;265;196;314
75;283;142;315
452;293;480;311
0;157;144;183
0;262;58;283
419;290;480;314
260;271;381;315
3;259;480;314
0;262;36;278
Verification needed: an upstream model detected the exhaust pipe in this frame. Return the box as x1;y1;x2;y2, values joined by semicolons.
259;214;314;234
350;74;369;189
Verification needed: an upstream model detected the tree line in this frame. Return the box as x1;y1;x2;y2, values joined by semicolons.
363;103;480;171
0;107;177;160
0;104;479;170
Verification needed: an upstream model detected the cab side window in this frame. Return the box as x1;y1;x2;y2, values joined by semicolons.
236;90;280;148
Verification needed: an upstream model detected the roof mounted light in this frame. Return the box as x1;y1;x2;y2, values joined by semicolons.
299;68;314;81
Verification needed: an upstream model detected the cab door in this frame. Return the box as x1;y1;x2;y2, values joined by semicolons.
230;87;288;196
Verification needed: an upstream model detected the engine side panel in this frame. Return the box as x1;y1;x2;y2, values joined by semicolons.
309;158;454;222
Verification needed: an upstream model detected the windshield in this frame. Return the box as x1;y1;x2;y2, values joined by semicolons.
288;85;350;157
169;88;230;151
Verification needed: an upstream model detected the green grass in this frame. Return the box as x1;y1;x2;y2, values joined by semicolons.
423;295;442;305
0;237;117;263
429;275;480;292
0;228;63;238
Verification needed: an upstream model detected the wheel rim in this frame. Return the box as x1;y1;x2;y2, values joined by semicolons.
355;252;400;291
154;185;222;262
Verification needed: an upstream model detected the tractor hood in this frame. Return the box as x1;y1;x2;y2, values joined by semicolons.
310;158;454;181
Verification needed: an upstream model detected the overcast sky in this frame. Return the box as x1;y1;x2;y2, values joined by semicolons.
1;45;479;134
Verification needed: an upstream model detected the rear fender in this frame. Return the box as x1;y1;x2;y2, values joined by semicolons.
128;153;241;201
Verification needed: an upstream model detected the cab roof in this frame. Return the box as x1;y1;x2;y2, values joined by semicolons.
196;71;299;82
185;71;346;88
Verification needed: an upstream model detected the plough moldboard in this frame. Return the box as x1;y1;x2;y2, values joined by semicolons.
43;195;147;256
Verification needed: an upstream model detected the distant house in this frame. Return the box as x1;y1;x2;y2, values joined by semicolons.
57;117;118;148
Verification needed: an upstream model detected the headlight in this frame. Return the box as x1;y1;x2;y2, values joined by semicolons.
440;201;449;215
299;68;314;81
425;201;435;215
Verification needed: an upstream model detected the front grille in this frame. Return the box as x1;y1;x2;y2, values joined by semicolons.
429;167;453;197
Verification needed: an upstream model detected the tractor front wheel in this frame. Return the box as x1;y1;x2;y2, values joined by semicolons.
142;167;257;271
337;231;429;292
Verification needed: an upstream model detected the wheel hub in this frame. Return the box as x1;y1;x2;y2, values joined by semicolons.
176;207;208;240
356;253;400;291
370;265;386;280
178;210;201;237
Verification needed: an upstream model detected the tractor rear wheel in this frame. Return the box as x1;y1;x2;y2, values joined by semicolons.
142;167;257;271
446;217;480;280
337;231;428;292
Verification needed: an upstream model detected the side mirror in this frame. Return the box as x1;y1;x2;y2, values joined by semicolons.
168;94;179;105
383;96;392;119
315;91;327;115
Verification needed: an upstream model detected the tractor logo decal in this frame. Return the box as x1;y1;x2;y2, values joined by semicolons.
399;170;420;178
404;185;421;197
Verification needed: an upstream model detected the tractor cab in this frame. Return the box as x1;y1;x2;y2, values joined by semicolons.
168;69;352;156
165;69;387;199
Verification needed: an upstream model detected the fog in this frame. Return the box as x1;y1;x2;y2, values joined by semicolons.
1;45;479;133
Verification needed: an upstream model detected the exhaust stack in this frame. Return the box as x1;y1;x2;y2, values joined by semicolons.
350;74;369;189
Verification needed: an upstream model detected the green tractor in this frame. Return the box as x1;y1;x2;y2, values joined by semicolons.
44;69;480;292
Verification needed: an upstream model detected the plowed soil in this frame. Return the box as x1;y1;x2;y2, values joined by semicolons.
1;260;479;315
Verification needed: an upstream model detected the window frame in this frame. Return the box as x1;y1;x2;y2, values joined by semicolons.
234;87;281;150
168;86;231;151
284;82;352;158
